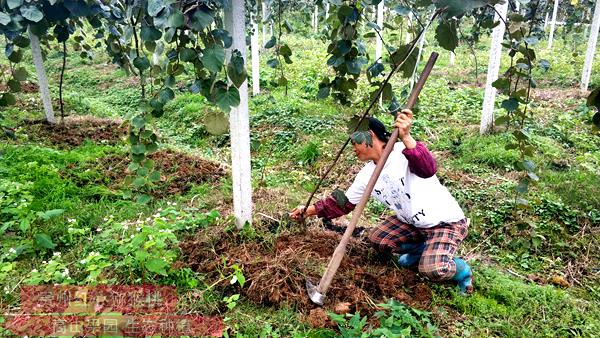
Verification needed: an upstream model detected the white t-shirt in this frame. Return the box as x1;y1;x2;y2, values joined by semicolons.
345;142;465;228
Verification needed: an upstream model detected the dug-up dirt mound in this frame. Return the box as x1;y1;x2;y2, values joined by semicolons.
179;229;432;326
65;149;225;197
23;116;126;148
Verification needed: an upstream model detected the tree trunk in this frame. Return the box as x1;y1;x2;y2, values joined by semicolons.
544;11;549;29
480;1;508;135
29;27;55;124
251;11;260;95
410;30;427;91
581;0;600;93
375;0;384;62
224;0;253;228
547;0;559;50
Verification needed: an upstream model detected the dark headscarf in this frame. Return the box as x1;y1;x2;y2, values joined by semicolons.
367;117;391;143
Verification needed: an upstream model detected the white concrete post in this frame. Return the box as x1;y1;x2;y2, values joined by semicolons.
375;0;384;61
224;0;253;228
547;0;559;50
544;11;549;29
325;2;329;20
313;5;318;33
251;12;260;95
28;27;55;124
261;2;268;46
581;0;600;93
450;51;455;66
480;1;508;135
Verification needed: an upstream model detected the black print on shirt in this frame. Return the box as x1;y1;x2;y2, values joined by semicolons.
411;209;425;222
400;177;405;186
405;193;411;199
374;189;382;196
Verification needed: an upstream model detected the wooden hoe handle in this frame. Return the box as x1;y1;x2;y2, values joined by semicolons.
315;52;439;297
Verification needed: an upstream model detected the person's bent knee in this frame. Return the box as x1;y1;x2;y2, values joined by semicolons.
419;262;454;281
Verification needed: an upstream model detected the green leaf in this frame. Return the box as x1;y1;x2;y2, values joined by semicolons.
201;45;225;73
20;6;43;22
168;10;184;28
215;86;240;113
136;194;152;204
38;209;64;220
132;116;145;129
7;0;23;10
2;93;16;105
264;36;276;49
13;67;28;81
204;111;229;135
8;79;20;92
35;233;56;249
0;12;11;25
390;44;419;77
435;20;458;52
145;258;168;276
140;25;162;41
158;87;175;104
148;171;161;182
147;0;165;17
133;56;151;71
501;98;519;112
227;50;247;88
191;9;214;31
7;49;22;63
279;44;292;57
266;58;279;68
492;78;510;90
180;47;197;62
132;144;146;154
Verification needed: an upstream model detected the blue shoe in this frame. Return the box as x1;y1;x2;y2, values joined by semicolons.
452;258;473;295
397;243;425;268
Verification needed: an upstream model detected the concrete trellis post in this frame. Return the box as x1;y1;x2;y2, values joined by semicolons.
480;1;508;135
261;2;268;46
544;12;549;29
547;0;560;50
325;2;329;20
375;0;384;62
581;0;600;93
29;27;55;124
450;51;455;66
313;5;318;33
224;0;253;228
251;12;260;95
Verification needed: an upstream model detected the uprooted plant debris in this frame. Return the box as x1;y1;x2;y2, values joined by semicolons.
22;116;127;148
64;149;225;197
180;228;433;327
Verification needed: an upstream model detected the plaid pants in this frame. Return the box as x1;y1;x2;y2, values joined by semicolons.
368;216;468;281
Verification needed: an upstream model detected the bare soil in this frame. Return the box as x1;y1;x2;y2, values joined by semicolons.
22;116;126;148
179;228;433;327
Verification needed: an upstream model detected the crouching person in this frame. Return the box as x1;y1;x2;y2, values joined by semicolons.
290;111;473;294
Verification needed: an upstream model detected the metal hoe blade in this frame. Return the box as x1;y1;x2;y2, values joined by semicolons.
306;279;324;306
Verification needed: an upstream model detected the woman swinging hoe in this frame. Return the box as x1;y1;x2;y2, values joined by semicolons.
290;109;473;294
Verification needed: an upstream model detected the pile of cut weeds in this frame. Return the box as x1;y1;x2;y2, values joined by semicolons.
66;149;225;196
180;228;432;324
22;116;126;148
